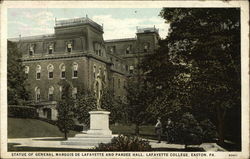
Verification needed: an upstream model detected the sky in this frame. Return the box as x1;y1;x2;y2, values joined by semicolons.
8;8;169;40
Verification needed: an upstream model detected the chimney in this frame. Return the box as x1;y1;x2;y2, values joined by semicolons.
19;34;21;42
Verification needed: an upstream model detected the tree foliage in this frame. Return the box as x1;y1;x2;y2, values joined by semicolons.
125;77;154;135
57;80;75;139
7;41;30;105
141;8;240;145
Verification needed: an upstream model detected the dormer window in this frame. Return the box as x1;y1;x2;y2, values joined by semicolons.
126;45;132;54
110;46;116;54
94;43;102;56
48;44;53;54
67;43;72;53
29;45;34;55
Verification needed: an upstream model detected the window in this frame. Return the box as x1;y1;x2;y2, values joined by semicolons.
94;43;102;56
125;65;128;71
93;65;96;79
47;64;54;79
36;65;41;80
35;87;40;102
29;44;34;55
110;46;116;54
60;64;66;79
118;79;121;88
24;66;29;78
67;42;72;53
103;69;106;83
48;44;53;54
126;45;132;54
72;63;78;78
24;66;29;74
72;87;77;99
144;43;150;52
129;65;134;74
59;86;62;100
48;86;54;101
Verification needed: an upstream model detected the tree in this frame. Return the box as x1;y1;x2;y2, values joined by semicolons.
142;8;240;145
74;89;96;127
100;88;124;124
7;41;30;105
125;77;153;135
57;80;75;140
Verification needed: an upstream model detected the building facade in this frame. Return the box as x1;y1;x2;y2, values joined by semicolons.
9;17;160;120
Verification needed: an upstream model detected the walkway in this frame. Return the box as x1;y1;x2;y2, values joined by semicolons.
8;136;226;151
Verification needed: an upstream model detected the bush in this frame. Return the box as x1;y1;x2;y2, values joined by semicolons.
96;135;152;151
8;105;38;118
167;112;203;146
200;119;218;142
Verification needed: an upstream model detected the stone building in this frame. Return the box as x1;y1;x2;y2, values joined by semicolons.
9;17;160;120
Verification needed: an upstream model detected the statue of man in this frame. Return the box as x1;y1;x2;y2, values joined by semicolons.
94;73;102;110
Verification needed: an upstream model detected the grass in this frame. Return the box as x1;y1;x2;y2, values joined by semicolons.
8;118;155;139
8;117;78;138
110;124;155;135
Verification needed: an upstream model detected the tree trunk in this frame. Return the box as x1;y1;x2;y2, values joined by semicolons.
216;105;226;145
64;131;68;140
135;124;140;135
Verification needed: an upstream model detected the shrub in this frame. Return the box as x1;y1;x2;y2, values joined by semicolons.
200;119;218;142
167;112;203;147
8;105;38;118
96;135;152;151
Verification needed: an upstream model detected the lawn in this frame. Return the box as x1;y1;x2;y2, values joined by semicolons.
8;117;77;138
8;117;156;139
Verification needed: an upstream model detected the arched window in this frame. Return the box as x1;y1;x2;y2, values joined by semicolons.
59;86;62;99
35;87;40;102
36;65;41;80
59;63;66;79
93;65;96;79
24;66;29;74
118;78;121;88
72;63;78;78
48;86;54;101
72;87;77;99
103;69;107;83
47;64;54;79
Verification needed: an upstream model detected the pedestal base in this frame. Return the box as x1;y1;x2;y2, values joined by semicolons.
61;110;112;146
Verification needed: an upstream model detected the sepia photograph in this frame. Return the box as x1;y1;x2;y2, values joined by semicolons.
0;1;249;159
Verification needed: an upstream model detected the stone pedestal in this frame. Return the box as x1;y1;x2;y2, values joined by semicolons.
61;110;112;146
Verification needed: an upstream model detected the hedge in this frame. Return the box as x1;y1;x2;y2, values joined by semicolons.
8;105;38;118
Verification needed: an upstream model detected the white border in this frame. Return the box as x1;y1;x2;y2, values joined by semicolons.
1;1;249;159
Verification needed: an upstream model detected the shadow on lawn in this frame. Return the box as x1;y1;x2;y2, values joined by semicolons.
32;137;66;141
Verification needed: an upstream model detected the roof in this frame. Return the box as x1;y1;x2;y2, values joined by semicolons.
105;38;136;43
8;34;55;42
55;17;103;31
137;27;159;34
